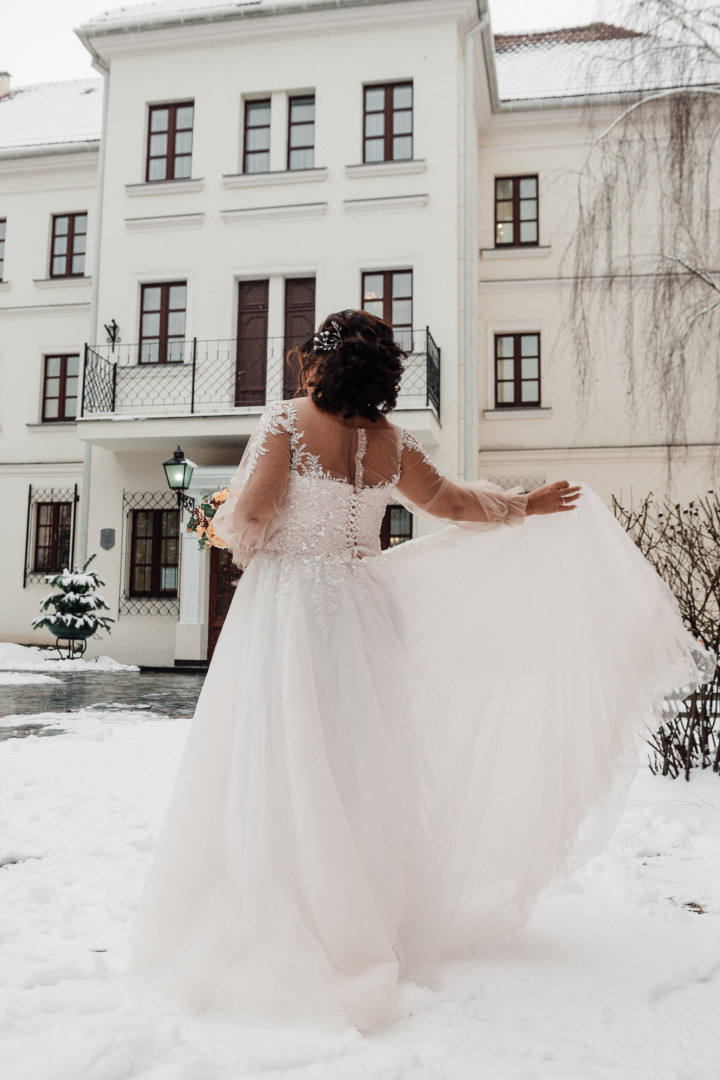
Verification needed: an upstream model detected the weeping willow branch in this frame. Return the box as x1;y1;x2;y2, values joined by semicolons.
565;1;720;450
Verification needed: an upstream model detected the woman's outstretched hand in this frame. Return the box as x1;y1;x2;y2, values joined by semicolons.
526;481;582;516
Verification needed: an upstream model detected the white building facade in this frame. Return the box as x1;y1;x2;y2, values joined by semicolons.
0;0;716;666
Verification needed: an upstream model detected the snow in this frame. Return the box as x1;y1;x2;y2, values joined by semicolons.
0;673;61;686
495;36;720;102
86;0;325;28
1;705;719;1079
0;79;102;153
0;643;138;673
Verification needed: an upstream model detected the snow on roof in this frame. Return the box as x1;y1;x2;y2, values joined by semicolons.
0;78;102;153
85;0;348;29
494;22;720;103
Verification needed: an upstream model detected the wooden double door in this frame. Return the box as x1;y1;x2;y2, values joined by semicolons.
207;547;241;661
235;277;316;405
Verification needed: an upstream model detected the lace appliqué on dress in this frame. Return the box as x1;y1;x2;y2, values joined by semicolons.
399;428;441;475
243;400;300;480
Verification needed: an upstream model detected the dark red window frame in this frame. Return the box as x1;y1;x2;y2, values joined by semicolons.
33;502;72;573
380;504;413;550
50;213;87;278
361;269;413;349
494;332;541;408
129;508;180;597
139;281;187;365
243;98;271;174
363;82;413;164
495;175;539;247
287;94;315;171
145;101;194;183
42;354;79;422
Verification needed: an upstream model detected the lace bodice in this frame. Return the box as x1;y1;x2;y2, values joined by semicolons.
264;410;399;560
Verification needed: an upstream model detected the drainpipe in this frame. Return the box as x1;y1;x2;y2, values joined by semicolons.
462;3;488;479
76;59;110;564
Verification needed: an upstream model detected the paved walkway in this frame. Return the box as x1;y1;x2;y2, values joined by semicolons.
0;671;204;729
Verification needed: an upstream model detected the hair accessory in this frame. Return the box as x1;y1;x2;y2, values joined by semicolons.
312;320;343;353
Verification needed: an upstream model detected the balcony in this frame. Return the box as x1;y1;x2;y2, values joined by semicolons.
80;330;441;422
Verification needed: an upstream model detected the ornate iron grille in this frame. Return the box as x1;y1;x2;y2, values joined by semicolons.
487;475;546;493
24;484;79;586
81;330;441;421
119;490;180;618
81;345;116;415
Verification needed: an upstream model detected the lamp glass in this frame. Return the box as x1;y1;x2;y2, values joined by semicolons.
163;447;196;492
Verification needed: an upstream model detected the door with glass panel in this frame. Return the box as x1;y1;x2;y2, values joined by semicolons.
236;279;269;406
283;277;316;399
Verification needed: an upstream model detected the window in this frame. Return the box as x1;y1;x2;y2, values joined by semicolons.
146;102;194;182
380;505;413;550
494;333;541;408
362;269;413;349
42;354;79;422
495;176;538;246
363;82;413;163
139;282;186;364
288;95;315;171
244;99;271;174
129;509;179;597
50;213;87;278
34;502;72;573
0;218;5;280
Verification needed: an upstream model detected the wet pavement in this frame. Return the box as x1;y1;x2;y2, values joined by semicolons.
0;670;205;736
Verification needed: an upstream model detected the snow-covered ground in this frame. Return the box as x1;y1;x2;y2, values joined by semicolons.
1;707;719;1080
0;642;138;673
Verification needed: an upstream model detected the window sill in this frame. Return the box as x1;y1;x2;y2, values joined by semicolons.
344;194;428;214
26;421;78;430
125;178;205;196
221;202;328;224
483;407;552;420
125;213;205;232
345;160;427;179
222;167;328;189
480;246;551;260
0;280;11;291
34;276;91;288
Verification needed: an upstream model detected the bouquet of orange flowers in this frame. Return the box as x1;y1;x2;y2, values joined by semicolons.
186;488;230;550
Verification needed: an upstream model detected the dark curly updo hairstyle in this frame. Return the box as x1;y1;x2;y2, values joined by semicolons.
291;309;407;421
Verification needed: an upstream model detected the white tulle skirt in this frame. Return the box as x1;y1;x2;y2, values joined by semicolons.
126;487;712;1031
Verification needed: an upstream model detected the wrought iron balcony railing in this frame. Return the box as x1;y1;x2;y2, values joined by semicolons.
80;330;441;421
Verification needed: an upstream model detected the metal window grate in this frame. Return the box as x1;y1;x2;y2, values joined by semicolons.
119;490;180;617
23;485;79;586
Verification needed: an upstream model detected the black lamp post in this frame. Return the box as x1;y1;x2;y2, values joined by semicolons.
163;446;196;512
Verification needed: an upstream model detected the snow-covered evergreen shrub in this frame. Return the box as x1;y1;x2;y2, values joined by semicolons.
32;553;114;639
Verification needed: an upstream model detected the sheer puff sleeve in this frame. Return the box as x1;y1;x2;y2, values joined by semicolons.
212;402;294;568
394;429;528;531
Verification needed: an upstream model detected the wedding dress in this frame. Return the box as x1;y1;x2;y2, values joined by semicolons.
127;397;712;1032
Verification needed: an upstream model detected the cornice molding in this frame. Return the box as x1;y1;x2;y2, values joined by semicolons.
125;178;205;196
0;301;90;317
0;460;84;477
221;202;327;224
124;212;205;232
345;159;427;179
79;1;475;60
343;193;428;214
34;276;93;288
222;167;329;189
481;246;551;260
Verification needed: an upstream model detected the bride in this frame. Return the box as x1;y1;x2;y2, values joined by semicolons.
127;309;712;1031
